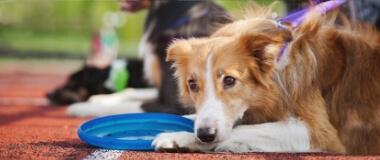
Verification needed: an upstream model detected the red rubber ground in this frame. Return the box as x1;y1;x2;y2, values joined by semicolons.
0;60;379;159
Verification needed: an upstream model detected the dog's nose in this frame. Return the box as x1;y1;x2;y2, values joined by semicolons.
196;127;217;143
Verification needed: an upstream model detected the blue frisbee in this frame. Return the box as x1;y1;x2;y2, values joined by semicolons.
77;113;194;150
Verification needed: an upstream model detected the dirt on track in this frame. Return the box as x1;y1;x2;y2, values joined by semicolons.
1;60;380;160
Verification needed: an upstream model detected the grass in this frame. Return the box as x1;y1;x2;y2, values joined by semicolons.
0;28;141;57
0;0;285;58
0;28;90;56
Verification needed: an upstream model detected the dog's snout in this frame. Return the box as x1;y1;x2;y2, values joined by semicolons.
196;127;217;143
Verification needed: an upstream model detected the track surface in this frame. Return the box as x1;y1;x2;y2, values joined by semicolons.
1;60;380;160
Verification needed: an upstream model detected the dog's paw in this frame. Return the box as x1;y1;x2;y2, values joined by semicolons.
215;140;263;153
88;94;123;105
67;101;143;117
67;102;100;117
152;132;197;152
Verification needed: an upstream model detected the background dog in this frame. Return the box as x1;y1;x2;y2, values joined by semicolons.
61;0;231;116
47;58;148;105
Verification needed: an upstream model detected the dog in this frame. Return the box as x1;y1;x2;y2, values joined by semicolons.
152;6;380;154
59;0;230;116
47;59;148;105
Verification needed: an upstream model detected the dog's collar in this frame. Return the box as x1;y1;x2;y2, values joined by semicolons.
172;9;209;29
277;42;289;62
276;0;347;61
104;60;129;92
276;21;290;62
278;0;347;28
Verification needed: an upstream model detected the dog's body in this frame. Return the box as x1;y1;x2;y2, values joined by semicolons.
153;7;380;154
59;0;230;116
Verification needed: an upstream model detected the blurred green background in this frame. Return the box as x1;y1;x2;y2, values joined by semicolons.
0;0;285;59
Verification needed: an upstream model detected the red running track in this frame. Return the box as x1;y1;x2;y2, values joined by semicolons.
0;63;379;159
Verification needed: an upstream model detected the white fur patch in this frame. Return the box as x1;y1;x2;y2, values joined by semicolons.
67;101;143;117
215;117;311;152
67;88;158;117
194;54;226;140
153;117;312;153
138;20;157;85
195;54;229;142
89;88;158;105
182;114;196;120
138;21;155;58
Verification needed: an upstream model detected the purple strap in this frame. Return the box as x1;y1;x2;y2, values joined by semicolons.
279;0;347;28
173;10;209;29
277;42;289;61
277;0;347;61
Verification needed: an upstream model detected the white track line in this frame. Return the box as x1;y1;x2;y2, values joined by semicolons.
83;149;124;160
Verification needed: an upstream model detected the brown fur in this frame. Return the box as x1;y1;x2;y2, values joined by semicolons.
167;8;380;154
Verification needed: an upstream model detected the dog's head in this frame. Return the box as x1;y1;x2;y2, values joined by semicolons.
47;66;112;105
167;17;291;143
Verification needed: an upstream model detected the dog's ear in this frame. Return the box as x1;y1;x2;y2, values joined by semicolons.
166;40;194;107
237;31;289;87
166;39;193;64
238;33;282;73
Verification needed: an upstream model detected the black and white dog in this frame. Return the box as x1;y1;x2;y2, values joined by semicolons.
47;59;148;105
48;0;230;116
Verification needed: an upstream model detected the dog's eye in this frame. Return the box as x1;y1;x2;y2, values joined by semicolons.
223;76;236;89
188;79;198;92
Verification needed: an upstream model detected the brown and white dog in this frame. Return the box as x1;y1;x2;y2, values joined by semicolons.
152;7;380;154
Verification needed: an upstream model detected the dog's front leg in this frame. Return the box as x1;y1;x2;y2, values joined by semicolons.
89;88;158;104
153;117;312;153
152;131;213;152
214;117;312;153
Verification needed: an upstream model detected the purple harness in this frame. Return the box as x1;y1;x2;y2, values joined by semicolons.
276;0;347;61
